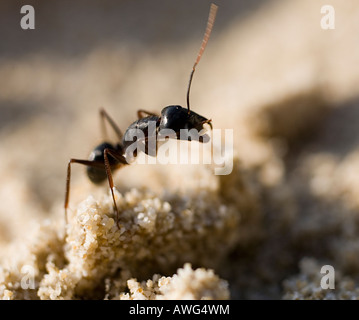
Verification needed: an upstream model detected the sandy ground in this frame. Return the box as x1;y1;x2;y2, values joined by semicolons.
1;0;359;299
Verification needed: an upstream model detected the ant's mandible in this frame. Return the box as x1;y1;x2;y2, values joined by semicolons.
65;4;218;228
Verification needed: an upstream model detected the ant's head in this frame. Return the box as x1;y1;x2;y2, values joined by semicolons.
159;4;217;143
158;105;212;142
159;105;212;130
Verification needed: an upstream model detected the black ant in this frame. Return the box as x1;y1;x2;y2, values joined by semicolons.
65;4;218;228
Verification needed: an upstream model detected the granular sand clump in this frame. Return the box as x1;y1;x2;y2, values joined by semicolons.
283;258;359;300
0;162;262;299
115;263;229;300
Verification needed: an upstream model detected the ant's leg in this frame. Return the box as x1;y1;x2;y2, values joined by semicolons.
103;148;127;228
137;109;159;119
65;158;105;225
100;107;123;141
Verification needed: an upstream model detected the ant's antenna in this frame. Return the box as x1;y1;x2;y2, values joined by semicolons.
186;3;218;113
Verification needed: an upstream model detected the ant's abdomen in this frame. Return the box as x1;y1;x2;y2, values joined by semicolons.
87;142;116;184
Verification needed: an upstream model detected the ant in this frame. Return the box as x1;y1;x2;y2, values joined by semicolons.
65;4;218;228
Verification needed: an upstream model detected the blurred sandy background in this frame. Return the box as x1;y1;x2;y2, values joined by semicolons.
1;0;359;299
